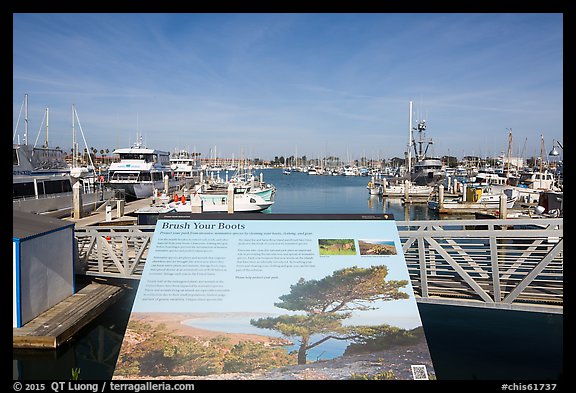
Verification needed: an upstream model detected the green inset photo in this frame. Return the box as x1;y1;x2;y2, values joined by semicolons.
318;239;356;255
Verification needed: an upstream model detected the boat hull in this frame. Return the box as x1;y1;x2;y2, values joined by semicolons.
428;197;516;213
109;179;186;199
13;189;114;218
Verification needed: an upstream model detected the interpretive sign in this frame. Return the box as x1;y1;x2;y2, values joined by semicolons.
113;214;436;380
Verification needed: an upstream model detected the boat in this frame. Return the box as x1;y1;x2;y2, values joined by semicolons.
202;166;276;202
367;176;434;199
190;186;273;212
406;102;446;186
489;170;559;205
107;136;187;200
12;100;113;218
170;150;199;181
366;179;383;196
382;179;434;199
134;186;274;224
410;140;445;186
474;189;562;220
469;171;509;187
428;185;517;213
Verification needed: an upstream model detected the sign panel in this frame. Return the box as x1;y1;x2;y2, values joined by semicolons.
113;214;435;380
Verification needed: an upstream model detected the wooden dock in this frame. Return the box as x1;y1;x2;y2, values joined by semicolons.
13;282;124;349
61;196;157;227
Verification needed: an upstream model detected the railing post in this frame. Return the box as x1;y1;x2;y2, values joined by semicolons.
490;235;501;303
418;236;428;298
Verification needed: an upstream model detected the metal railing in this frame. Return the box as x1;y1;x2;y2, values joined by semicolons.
74;218;563;313
397;219;562;313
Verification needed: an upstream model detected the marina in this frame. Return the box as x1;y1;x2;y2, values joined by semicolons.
13;166;563;381
13;106;564;379
12;12;564;382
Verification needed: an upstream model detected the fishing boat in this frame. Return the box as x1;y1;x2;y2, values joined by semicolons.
107;136;187;199
406;101;446;186
410;141;445;187
428;185;516;214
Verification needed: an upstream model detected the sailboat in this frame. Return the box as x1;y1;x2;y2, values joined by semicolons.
13;96;112;217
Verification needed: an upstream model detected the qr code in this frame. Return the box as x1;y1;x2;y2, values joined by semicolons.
411;365;429;380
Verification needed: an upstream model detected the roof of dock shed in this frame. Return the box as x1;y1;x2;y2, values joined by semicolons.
13;210;75;240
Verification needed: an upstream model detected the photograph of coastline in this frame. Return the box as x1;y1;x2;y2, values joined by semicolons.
115;307;435;380
358;240;398;256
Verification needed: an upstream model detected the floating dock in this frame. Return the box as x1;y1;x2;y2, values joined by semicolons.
13;282;124;349
61;196;156;226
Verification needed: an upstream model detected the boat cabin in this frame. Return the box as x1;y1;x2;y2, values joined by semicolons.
518;171;555;190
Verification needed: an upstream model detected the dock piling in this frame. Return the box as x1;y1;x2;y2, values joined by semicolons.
499;193;508;219
227;183;234;214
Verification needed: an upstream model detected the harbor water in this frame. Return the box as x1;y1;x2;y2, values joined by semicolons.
13;169;562;380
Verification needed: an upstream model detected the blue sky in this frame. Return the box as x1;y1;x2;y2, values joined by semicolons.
13;13;563;162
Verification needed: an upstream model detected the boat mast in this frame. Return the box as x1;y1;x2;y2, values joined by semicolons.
45;107;49;148
24;93;28;145
506;128;512;178
72;104;76;167
407;101;413;175
539;134;544;188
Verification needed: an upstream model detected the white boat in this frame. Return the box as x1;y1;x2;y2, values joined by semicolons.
490;170;561;204
428;185;516;212
107;137;187;199
170;150;198;181
208;168;276;202
343;166;357;176
367;176;434;198
134;187;273;222
12;100;113;218
366;180;383;196
186;188;273;212
13;143;112;218
383;181;434;198
469;171;509;186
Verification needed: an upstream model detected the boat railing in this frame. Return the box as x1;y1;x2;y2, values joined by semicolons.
74;218;563;313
